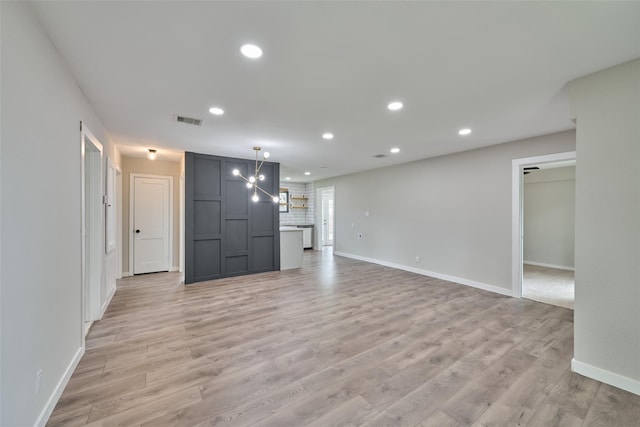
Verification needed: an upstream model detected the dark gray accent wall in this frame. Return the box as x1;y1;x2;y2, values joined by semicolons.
185;152;280;284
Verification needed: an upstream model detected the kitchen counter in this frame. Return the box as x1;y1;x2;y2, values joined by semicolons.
280;227;303;270
281;224;314;249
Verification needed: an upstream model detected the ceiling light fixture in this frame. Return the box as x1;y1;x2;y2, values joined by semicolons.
304;172;311;176
285;177;291;180
390;147;400;154
458;128;472;136
322;132;334;140
147;149;157;160
240;44;263;59
232;146;279;203
209;107;224;115
387;101;403;111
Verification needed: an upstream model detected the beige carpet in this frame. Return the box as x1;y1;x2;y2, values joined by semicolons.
523;263;574;310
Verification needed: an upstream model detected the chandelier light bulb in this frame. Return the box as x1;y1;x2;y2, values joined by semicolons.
259;174;265;181
252;194;260;202
263;152;270;159
249;176;256;183
232;169;240;176
272;196;279;203
246;182;253;188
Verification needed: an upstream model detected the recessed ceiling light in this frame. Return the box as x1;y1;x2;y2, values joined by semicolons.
285;177;291;180
390;147;400;154
209;107;224;116
240;44;262;59
387;101;403;111
304;171;311;176
322;132;334;140
458;128;472;136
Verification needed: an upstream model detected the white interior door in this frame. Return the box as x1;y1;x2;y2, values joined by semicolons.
321;189;335;246
132;175;171;274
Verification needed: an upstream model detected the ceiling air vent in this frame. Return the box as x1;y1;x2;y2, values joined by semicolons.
372;154;386;158
174;115;203;126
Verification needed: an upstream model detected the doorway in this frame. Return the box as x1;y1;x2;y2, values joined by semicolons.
81;125;103;336
317;186;335;249
522;163;576;309
129;174;173;274
512;151;576;305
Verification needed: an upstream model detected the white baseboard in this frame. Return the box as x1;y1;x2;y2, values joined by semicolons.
170;266;179;272
35;346;84;427
524;261;575;271
334;252;514;297
121;271;132;277
100;286;116;318
572;358;640;395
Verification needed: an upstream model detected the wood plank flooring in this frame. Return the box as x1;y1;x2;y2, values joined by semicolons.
47;251;639;426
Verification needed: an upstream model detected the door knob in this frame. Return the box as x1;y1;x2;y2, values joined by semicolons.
135;229;140;233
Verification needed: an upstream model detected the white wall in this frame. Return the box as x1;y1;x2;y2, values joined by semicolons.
315;131;576;295
523;166;575;269
569;59;640;394
1;2;120;425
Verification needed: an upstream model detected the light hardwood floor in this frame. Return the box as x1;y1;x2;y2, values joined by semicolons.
47;251;639;426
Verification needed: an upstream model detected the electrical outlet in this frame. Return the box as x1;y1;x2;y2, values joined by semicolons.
35;369;43;395
415;256;420;263
357;232;363;239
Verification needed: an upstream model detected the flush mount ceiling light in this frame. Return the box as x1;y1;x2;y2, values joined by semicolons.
285;177;291;180
304;171;311;176
209;107;224;115
240;44;263;59
390;147;400;154
387;101;403;111
322;132;334;140
458;128;472;136
147;149;157;160
232;146;279;203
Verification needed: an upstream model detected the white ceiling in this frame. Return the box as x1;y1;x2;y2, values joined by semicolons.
31;1;640;182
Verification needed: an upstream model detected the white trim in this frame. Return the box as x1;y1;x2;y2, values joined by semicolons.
100;286;116;317
572;358;640;396
122;271;132;277
80;124;103;346
116;168;123;279
315;185;336;251
129;173;174;275
523;261;575;271
334;251;514;297
170;266;180;272
179;172;185;273
512;151;576;298
35;346;84;427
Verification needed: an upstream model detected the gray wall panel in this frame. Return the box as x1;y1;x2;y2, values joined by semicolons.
194;200;221;236
194;240;221;279
252;236;274;271
185;152;280;283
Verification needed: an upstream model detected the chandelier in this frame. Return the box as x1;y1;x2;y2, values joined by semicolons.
232;146;280;203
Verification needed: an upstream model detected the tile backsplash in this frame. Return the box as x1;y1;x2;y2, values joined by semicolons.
279;182;315;226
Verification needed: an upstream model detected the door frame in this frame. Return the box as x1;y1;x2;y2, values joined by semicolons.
512;151;576;297
129;173;174;275
80;123;103;338
315;186;336;250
